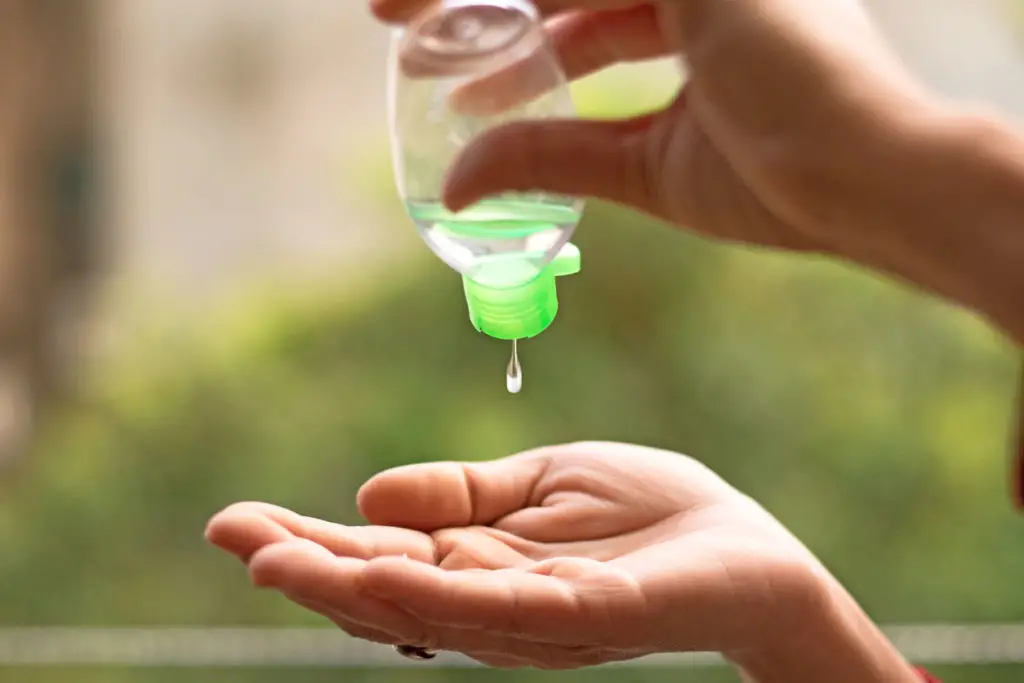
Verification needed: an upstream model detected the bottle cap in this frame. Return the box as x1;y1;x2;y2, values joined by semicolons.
399;0;541;78
461;242;580;340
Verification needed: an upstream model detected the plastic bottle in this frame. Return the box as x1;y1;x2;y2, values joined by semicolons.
387;0;583;342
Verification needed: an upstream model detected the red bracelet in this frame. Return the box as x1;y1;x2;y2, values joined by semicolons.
916;667;941;682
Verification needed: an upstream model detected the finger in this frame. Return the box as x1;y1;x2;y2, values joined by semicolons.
249;540;427;644
329;619;403;646
363;556;650;647
532;0;637;17
205;502;296;561
287;594;403;645
371;0;638;25
261;544;623;665
451;6;667;116
442;115;658;214
364;558;572;637
207;502;438;564
370;0;433;24
438;630;606;669
289;517;438;564
356;451;550;530
292;589;591;666
433;527;541;570
463;642;610;670
257;543;573;659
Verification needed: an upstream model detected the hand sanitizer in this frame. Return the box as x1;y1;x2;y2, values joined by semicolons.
387;0;584;392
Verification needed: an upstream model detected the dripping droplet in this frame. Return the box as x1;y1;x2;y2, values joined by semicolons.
506;339;522;394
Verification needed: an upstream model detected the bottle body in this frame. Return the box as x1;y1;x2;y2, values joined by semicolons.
405;196;579;288
387;0;582;291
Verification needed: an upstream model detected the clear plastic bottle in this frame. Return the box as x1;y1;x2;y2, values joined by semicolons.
387;0;583;341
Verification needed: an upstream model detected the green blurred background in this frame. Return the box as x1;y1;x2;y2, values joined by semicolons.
1;1;1023;682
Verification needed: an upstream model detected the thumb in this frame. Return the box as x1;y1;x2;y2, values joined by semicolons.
356;451;550;531
442;116;659;215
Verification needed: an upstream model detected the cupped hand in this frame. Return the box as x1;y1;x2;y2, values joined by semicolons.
207;442;830;669
379;0;946;264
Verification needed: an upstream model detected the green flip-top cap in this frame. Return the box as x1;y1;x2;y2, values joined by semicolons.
461;243;581;340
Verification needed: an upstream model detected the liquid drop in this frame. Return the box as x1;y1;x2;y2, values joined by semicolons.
506;339;522;394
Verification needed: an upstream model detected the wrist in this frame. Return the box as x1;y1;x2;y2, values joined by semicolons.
836;104;1024;345
727;571;921;683
912;108;1024;345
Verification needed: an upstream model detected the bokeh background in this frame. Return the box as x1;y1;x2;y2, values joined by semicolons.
1;0;1023;682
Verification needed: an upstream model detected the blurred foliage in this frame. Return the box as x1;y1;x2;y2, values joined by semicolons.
1;84;1022;683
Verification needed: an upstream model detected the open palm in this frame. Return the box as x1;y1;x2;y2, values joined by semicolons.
207;442;824;669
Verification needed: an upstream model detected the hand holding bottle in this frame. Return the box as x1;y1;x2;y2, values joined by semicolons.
207;442;922;681
378;0;1024;344
380;0;933;249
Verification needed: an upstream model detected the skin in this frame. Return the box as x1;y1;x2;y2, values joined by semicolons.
210;0;1024;679
207;443;921;681
398;0;1024;344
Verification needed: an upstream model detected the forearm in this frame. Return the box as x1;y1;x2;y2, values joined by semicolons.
847;106;1024;346
728;576;921;683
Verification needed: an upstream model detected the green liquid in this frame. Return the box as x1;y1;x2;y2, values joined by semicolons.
406;197;580;285
407;198;579;238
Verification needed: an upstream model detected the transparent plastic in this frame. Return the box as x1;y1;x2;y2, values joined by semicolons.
387;0;583;340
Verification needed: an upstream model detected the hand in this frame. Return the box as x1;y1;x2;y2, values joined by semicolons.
376;0;944;261
208;442;877;672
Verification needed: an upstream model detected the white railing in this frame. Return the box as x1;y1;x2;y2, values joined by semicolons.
0;625;1022;667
